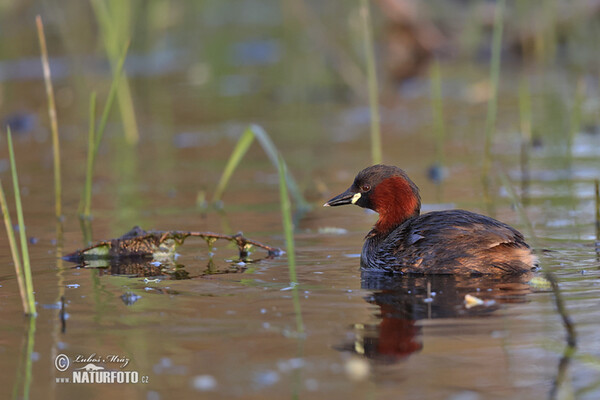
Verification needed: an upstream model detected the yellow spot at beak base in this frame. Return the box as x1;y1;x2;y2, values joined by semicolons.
351;193;361;204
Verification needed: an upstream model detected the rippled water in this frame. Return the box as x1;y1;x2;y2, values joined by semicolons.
2;118;599;399
2;2;600;399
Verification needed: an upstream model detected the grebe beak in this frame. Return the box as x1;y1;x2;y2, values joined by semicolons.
323;188;360;207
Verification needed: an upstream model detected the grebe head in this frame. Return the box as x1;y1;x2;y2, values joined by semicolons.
324;164;421;234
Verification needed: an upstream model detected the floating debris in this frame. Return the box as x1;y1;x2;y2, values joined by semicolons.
120;292;142;306
464;294;496;309
464;294;484;308
63;226;282;263
529;276;552;290
344;357;370;381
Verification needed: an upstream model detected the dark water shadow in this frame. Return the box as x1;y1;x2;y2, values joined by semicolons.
339;272;533;363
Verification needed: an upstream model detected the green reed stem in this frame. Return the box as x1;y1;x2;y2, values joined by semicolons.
212;128;255;204
91;0;139;145
518;78;532;204
78;41;129;222
278;156;297;282
278;155;304;335
36;15;62;221
430;60;445;167
568;77;585;162
80;92;97;218
22;315;36;399
291;339;305;400
518;79;532;144
12;315;36;400
482;0;505;184
481;0;504;215
212;125;311;212
360;0;382;165
7;128;36;316
96;40;130;152
595;179;599;241
0;181;28;314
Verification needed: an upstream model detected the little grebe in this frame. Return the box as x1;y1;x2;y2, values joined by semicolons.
324;165;537;275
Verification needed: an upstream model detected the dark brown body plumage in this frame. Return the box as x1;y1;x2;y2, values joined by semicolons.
361;209;536;275
325;165;537;275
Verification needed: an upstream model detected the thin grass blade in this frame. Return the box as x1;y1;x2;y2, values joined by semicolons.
36;15;62;220
212;125;311;212
212;128;255;204
95;40;131;152
518;78;532;204
595;179;599;241
80;91;97;218
481;0;505;215
22;315;36;399
0;180;28;314
482;0;505;178
430;60;445;166
7;128;36;315
248;125;311;212
76;41;129;223
278;155;304;334
7;132;37;315
91;0;139;145
360;0;382;164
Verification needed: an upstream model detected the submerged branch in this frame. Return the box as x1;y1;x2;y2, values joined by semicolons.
64;226;282;262
546;273;577;348
497;168;577;398
548;269;577;399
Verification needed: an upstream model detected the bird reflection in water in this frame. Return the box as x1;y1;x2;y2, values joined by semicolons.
342;272;533;363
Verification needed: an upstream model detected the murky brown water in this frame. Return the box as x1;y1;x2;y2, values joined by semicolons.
2;2;600;399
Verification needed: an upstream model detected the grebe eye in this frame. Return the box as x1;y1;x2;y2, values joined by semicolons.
361;184;371;192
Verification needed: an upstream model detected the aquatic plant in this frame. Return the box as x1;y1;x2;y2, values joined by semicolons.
567;77;585;165
360;0;382;165
481;0;505;212
81;92;97;220
90;0;139;145
594;179;600;241
79;41;131;223
0;182;27;313
36;16;62;221
278;155;304;335
12;314;36;399
64;226;281;262
2;128;36;316
497;168;576;398
518;78;532;204
430;60;445;170
212;124;311;214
